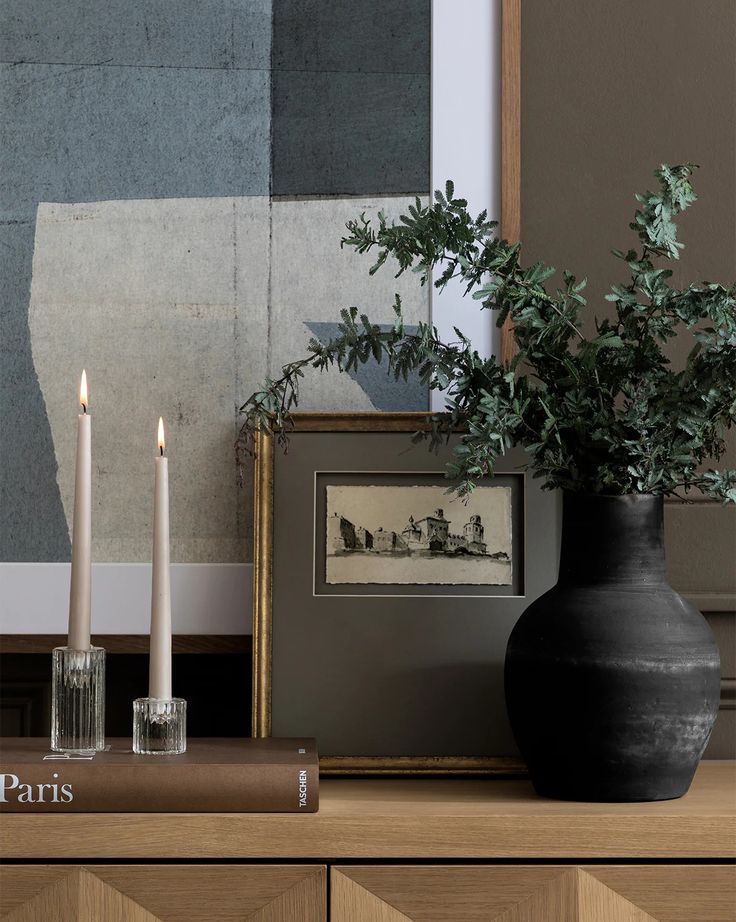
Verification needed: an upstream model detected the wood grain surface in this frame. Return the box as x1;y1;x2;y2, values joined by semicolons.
333;865;735;922
500;0;521;366
331;865;736;922
0;865;325;922
1;762;733;861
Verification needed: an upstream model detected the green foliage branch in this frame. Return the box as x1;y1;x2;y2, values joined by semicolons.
237;166;736;502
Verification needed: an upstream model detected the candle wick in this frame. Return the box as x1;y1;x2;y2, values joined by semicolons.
81;403;87;414
160;445;164;457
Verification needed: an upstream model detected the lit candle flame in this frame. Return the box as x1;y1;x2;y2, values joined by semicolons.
157;417;165;455
79;369;88;412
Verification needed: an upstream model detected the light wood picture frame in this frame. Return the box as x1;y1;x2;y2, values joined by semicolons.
500;0;521;365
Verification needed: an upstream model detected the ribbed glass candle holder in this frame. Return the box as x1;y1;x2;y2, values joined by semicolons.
51;646;106;753
133;697;187;755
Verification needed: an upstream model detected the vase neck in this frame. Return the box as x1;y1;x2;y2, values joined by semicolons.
558;492;667;585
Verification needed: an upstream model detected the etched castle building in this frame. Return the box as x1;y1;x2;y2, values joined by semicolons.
329;508;492;557
327;514;373;553
463;513;487;555
399;509;487;555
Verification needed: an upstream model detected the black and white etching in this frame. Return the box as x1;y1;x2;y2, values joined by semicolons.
326;485;512;585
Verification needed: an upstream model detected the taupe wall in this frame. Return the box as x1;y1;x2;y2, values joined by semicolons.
521;0;736;755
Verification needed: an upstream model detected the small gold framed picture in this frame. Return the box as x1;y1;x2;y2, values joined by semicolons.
251;412;560;775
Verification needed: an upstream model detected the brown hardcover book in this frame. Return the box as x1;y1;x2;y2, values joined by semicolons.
0;738;318;812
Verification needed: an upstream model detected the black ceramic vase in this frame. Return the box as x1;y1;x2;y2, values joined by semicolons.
505;492;721;802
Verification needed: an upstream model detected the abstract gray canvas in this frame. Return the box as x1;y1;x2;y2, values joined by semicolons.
0;0;431;563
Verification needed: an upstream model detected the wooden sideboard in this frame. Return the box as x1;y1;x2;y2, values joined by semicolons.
1;762;734;921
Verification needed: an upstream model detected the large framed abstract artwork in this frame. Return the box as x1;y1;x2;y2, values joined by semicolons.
1;1;519;635
252;414;559;775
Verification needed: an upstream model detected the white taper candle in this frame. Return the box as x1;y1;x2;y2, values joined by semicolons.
67;370;92;650
149;416;172;699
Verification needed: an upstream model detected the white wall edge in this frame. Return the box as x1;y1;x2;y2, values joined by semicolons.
430;0;500;414
0;563;252;635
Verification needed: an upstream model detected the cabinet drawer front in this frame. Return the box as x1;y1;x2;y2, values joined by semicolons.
333;865;736;921
0;864;325;922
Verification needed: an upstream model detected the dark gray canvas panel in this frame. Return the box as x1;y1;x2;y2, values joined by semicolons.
272;0;430;74
0;0;272;70
0;220;71;560
272;70;429;195
1;64;270;216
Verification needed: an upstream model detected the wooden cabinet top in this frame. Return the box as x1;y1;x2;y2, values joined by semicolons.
2;762;734;860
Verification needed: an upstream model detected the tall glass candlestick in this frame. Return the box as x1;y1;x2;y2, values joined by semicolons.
134;418;186;755
52;370;105;753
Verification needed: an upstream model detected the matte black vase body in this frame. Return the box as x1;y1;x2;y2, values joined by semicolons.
505;492;720;801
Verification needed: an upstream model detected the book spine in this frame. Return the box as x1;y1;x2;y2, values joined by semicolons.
0;761;319;813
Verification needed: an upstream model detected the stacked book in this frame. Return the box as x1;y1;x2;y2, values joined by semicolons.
0;738;318;812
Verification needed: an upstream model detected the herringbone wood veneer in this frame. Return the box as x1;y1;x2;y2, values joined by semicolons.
0;865;325;922
332;865;736;922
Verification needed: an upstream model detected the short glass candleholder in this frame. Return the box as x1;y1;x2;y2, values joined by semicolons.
51;646;106;753
133;697;187;755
